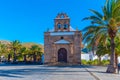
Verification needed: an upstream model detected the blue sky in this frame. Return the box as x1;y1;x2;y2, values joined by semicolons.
0;0;105;44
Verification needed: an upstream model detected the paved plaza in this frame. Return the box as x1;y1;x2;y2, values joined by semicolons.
0;64;120;80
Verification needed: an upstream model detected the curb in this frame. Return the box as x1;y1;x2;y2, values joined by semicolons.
85;68;100;80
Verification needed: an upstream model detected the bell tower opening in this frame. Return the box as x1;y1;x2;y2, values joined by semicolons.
60;14;65;18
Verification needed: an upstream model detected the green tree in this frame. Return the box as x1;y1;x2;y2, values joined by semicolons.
10;40;22;62
0;43;7;56
30;45;42;62
96;41;110;65
0;43;8;62
83;0;120;73
20;47;29;62
114;36;120;68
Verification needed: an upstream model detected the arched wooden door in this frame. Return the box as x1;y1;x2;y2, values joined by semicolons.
58;48;67;63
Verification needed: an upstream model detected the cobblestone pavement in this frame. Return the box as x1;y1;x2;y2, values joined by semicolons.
0;64;95;80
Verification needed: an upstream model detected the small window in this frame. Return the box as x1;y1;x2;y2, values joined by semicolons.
64;24;68;29
61;37;64;39
57;24;61;29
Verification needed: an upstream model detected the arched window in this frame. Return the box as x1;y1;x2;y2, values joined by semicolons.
64;24;68;29
57;24;61;29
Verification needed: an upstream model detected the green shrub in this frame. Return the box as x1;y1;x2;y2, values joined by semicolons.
87;60;93;65
101;60;110;66
92;59;99;65
81;59;88;65
81;59;110;66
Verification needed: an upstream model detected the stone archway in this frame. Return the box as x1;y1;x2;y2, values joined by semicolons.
58;48;67;63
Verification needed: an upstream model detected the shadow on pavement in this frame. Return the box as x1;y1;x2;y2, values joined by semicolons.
0;63;110;79
0;64;96;78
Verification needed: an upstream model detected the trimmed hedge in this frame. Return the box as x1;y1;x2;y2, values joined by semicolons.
81;59;110;66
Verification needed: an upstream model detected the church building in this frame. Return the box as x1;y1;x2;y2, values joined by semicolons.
44;13;82;64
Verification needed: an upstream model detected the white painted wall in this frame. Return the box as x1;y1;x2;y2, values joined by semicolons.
81;51;120;64
118;57;120;63
81;53;89;61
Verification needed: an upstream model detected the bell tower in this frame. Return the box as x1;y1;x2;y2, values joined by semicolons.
54;13;70;32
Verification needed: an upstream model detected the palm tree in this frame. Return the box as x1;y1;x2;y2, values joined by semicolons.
10;40;22;62
20;47;28;62
83;0;120;73
0;43;8;62
30;45;42;62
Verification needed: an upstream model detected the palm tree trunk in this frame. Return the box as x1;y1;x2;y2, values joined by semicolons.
33;52;36;62
8;54;11;62
98;56;101;65
13;49;16;62
24;54;27;62
115;53;118;73
106;37;117;73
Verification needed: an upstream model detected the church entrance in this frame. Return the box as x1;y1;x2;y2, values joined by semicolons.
58;48;67;63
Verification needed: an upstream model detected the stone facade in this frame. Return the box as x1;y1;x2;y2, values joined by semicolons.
44;13;82;64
